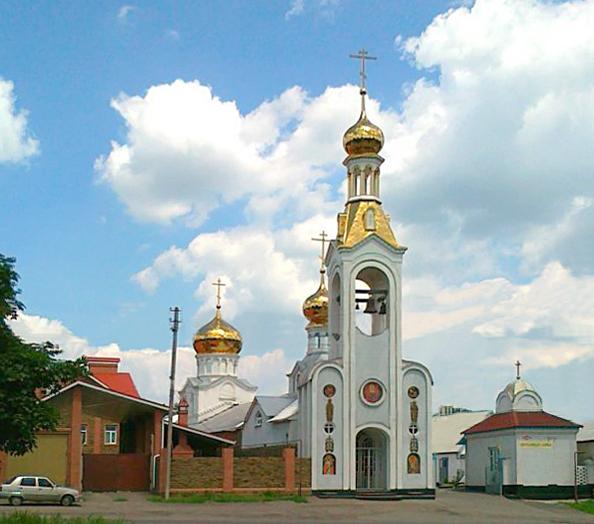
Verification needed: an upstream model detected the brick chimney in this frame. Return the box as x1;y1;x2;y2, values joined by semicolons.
178;397;189;427
86;356;120;375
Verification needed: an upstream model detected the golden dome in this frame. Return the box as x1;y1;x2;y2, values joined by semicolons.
343;97;384;156
193;307;242;355
303;270;328;327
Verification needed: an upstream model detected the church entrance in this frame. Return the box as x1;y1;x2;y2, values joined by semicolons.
355;428;388;491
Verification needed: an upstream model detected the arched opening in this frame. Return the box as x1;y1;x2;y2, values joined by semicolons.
330;272;342;355
356;428;388;491
354;267;389;336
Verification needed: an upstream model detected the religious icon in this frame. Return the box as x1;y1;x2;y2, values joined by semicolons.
362;381;383;404
326;398;334;423
325;436;334;452
407;453;421;474
322;453;336;475
323;422;335;434
410;401;419;424
408;423;418;435
407;386;419;399
323;384;336;398
410;435;419;452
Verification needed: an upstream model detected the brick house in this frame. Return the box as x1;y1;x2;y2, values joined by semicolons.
0;356;233;491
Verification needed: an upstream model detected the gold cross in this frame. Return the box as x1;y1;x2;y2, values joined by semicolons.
212;277;226;309
349;48;377;92
515;360;521;380
311;231;329;269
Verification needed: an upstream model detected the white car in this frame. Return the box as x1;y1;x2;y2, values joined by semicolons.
1;476;81;506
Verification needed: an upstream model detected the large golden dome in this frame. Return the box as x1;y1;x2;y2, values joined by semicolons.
343;106;384;156
193;307;242;355
302;270;328;327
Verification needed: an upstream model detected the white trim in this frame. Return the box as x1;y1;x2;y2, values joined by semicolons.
43;380;169;411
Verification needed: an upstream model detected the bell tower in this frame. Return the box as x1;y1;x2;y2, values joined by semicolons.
309;51;434;497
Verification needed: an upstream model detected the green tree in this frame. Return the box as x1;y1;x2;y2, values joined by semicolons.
0;254;88;456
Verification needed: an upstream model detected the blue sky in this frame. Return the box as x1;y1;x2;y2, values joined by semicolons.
2;0;594;422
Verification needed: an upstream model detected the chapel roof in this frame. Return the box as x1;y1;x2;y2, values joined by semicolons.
463;411;581;435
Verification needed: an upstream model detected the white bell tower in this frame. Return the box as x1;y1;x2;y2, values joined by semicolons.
309;50;434;497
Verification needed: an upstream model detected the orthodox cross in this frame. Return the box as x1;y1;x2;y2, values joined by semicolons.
349;48;377;93
212;277;226;309
515;360;522;380
311;230;329;269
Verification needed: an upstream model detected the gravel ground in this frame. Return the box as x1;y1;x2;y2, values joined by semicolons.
0;489;591;524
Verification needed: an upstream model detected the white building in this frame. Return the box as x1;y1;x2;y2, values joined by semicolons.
463;368;582;499
180;280;257;429
431;407;491;486
577;421;594;485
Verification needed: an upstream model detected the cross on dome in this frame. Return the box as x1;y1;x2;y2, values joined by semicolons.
349;48;377;94
311;230;329;271
212;277;226;310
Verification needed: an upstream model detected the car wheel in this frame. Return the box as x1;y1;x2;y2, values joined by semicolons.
60;495;75;507
9;496;23;507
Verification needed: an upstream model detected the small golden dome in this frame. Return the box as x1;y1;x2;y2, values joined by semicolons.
343;98;384;156
193;307;242;355
303;270;328;327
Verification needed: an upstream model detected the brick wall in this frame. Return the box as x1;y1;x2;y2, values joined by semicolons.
296;459;311;488
167;448;307;493
171;457;223;489
234;457;285;488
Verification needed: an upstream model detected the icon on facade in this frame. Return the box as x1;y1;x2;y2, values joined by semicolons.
407;453;421;474
361;380;383;405
325;436;334;452
410;400;419;424
322;453;336;475
326;398;334;423
409;435;419;452
323;384;336;398
407;386;419;399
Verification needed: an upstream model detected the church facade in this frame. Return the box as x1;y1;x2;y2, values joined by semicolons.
289;75;435;497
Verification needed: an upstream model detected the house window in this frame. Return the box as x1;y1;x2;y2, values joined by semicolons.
104;424;118;445
80;424;88;446
255;412;263;428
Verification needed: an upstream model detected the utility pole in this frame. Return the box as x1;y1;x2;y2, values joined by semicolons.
165;306;181;500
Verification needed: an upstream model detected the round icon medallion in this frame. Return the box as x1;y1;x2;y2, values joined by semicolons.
361;380;384;405
323;384;336;398
407;386;420;399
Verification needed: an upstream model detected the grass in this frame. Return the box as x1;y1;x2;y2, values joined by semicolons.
0;514;127;524
565;499;594;514
148;491;308;504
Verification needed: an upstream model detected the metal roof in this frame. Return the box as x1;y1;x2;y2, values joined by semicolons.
432;410;491;454
255;395;297;418
578;420;594;442
194;403;252;433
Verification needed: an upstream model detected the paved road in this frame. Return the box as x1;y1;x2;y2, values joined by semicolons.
0;489;591;523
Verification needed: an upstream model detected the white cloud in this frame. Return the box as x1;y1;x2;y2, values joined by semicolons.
0;79;38;164
117;5;135;22
10;313;290;402
285;0;304;20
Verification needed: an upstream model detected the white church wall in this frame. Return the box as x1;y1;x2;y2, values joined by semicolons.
465;431;518;487
402;367;432;489
354;329;390;429
515;429;577;486
312;364;344;491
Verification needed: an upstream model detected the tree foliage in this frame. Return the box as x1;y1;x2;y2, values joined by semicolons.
0;254;88;456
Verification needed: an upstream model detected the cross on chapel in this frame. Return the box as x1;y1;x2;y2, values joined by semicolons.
515;360;522;380
349;48;377;93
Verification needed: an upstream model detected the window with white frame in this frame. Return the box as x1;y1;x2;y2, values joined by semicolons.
80;424;88;446
104;424;118;445
255;411;263;428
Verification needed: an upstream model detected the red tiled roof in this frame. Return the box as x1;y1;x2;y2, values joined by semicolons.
463;411;580;435
93;372;140;398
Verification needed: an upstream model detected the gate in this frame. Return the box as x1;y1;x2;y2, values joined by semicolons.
83;454;150;491
485;447;502;495
356;429;387;491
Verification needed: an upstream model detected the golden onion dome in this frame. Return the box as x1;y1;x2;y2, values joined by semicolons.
302;270;328;327
343;91;384;155
193;307;242;355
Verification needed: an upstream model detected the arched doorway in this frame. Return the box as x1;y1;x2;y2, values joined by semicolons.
356;428;388;491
